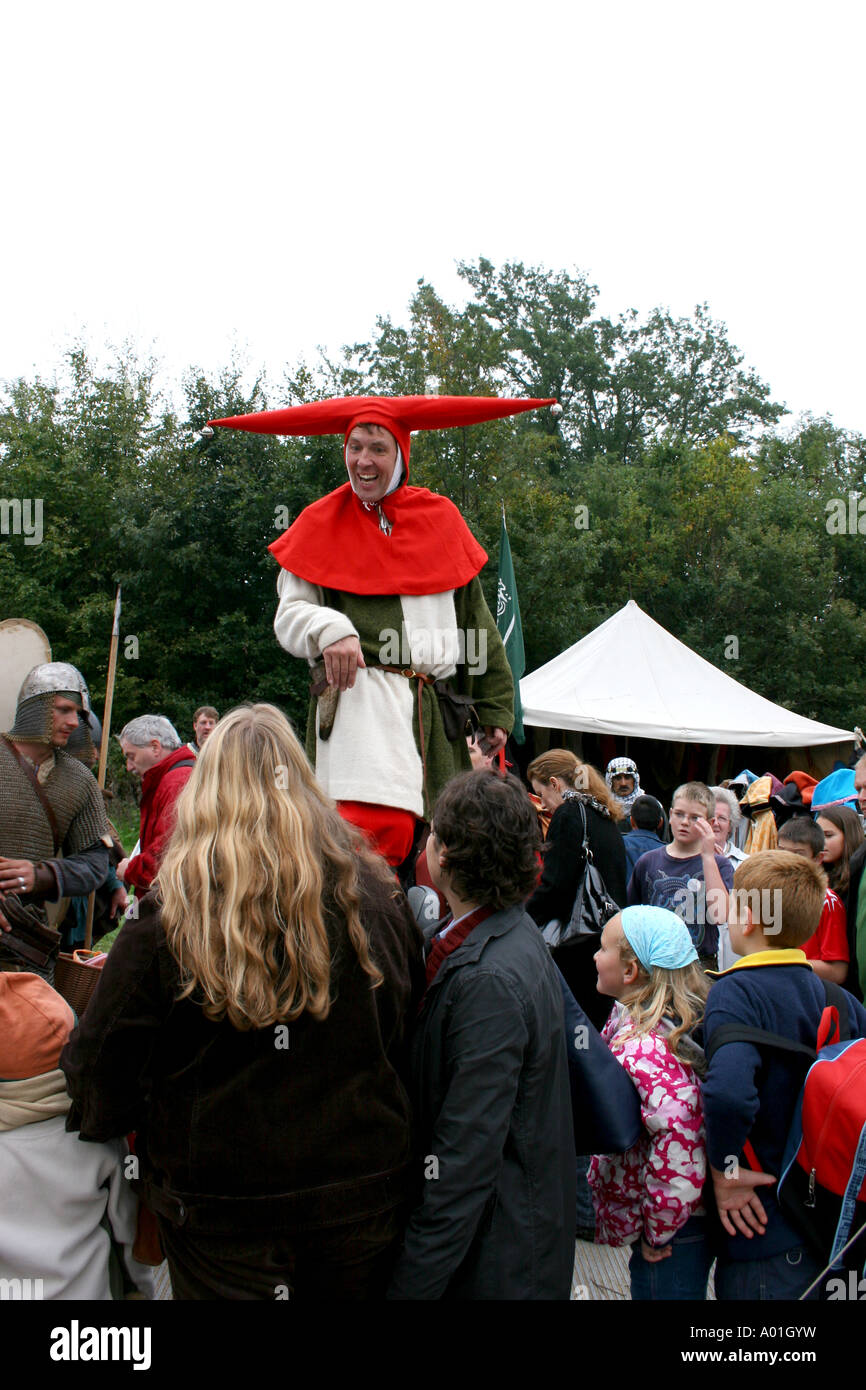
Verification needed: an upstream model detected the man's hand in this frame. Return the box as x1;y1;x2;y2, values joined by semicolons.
482;726;508;755
109;885;130;920
640;1238;672;1263
117;858;130;883
0;856;36;933
711;1163;776;1239
0;857;36;895
322;636;366;692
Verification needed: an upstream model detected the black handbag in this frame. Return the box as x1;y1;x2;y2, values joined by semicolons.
541;800;623;1033
542;799;620;950
556;967;642;1155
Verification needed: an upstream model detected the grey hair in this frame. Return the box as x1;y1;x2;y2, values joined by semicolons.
710;785;742;826
118;715;182;750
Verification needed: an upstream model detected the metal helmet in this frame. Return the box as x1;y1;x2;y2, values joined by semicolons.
7;662;91;744
17;663;91;711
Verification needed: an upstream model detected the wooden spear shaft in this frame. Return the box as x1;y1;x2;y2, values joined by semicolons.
84;586;121;950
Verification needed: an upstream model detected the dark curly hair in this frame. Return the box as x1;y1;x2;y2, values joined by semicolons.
430;770;541;911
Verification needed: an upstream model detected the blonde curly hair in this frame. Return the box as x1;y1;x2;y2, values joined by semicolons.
156;704;392;1030
615;926;709;1071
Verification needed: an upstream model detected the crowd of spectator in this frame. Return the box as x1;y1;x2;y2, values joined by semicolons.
2;664;866;1303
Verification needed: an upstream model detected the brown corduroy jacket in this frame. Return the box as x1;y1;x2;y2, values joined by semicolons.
61;872;425;1231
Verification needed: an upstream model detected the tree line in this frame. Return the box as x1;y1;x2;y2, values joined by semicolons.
1;258;864;755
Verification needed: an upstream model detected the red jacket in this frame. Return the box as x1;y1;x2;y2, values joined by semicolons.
124;748;195;892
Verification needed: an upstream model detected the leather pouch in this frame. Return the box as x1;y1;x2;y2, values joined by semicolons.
0;893;61;970
432;680;479;743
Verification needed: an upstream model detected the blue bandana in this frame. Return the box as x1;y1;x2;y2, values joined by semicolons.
621;905;698;971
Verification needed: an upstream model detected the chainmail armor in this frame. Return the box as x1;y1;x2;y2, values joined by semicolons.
6;692;61;743
66;712;100;765
0;740;111;929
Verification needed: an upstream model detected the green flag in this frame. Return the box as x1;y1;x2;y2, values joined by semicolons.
496;509;525;744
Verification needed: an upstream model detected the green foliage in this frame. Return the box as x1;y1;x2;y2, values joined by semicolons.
0;260;863;738
110;800;141;856
456;260;785;462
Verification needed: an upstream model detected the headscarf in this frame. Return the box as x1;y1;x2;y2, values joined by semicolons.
605;757;642;817
620;905;699;971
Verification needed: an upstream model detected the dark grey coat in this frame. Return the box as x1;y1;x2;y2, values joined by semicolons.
388;904;576;1300
846;841;865;1000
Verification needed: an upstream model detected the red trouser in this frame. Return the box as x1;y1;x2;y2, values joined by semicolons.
336;801;417;868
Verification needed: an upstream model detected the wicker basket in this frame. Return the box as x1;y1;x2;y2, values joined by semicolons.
54;949;106;1017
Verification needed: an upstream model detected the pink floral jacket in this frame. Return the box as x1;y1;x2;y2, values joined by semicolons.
587;1003;706;1248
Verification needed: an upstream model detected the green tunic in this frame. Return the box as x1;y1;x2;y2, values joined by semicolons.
305;578;514;820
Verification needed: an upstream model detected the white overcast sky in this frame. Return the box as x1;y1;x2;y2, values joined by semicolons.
3;0;864;434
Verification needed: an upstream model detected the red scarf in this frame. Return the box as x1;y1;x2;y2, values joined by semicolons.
268;482;487;595
424;905;495;989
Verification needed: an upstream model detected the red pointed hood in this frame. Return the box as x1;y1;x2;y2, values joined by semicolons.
208;393;556;473
208;394;557;594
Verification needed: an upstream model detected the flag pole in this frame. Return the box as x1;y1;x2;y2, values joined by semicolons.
498;501;507;773
496;503;526;748
84;585;121;950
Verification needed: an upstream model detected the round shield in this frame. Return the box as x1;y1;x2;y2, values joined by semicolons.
0;619;52;733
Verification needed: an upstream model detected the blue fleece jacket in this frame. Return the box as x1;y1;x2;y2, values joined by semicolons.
702;951;866;1261
623;828;664;879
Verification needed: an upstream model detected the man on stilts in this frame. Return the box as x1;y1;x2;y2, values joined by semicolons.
208;394;555;865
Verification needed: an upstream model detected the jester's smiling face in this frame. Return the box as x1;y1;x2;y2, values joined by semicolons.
345;424;398;504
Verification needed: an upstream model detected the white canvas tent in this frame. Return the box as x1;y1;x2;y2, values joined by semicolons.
519;600;854;748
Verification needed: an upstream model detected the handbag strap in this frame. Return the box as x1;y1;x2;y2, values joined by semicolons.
564;799;595;936
2;735;61;854
575;796;594;865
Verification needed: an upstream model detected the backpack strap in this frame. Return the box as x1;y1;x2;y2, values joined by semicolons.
706;979;853;1063
819;978;851;1048
706;978;855;1173
742;1139;762;1172
705;1023;817;1064
705;1023;817;1176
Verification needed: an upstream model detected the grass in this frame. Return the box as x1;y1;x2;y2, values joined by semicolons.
97;798;140;956
109;799;140;855
97;922;125;953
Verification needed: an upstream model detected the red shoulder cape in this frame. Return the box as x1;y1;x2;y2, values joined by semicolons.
268;482;487;595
